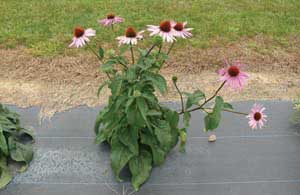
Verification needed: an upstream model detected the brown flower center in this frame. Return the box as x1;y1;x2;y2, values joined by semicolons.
228;66;240;77
159;21;171;32
254;112;262;121
107;13;115;19
74;27;85;38
125;27;137;38
174;22;184;31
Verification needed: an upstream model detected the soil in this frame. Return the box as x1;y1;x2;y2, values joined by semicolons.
1;36;299;118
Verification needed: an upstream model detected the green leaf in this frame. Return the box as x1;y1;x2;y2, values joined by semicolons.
127;99;145;128
0;168;12;189
109;77;123;96
144;72;167;94
101;59;117;72
118;127;139;155
129;149;152;191
179;128;187;152
183;112;191;128
0;126;8;156
223;102;234;110
8;137;34;163
154;120;172;151
140;131;165;165
204;96;224;131
185;90;205;109
136;97;151;128
110;134;134;182
98;47;104;60
147;110;162;116
97;81;109;97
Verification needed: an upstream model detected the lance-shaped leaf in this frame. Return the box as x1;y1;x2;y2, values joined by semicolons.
204;96;224;131
129;149;152;191
110;134;135;182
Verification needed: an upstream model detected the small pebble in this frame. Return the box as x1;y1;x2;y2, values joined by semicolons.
208;134;216;142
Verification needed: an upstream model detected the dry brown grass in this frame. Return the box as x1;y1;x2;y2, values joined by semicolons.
1;36;300;117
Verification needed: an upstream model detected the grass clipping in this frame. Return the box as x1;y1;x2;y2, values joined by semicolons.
0;104;34;188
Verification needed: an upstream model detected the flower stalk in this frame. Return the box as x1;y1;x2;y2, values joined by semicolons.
179;81;226;115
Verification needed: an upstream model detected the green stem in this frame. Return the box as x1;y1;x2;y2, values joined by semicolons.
86;43;111;80
145;44;156;57
173;80;185;113
179;81;226;115
130;44;135;64
167;42;175;55
202;107;248;116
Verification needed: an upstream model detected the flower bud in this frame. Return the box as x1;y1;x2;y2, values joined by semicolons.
172;76;178;83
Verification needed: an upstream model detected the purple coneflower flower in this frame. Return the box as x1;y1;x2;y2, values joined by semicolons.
69;27;96;48
172;21;193;38
147;20;176;43
99;13;124;27
116;27;144;46
218;59;249;90
247;104;267;129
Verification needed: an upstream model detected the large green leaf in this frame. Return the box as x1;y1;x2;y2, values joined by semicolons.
0;104;35;189
184;90;205;109
8;137;33;163
109;77;123;97
0;126;8;156
101;59;117;72
97;81;109;97
0;158;12;189
153;120;172;151
110;134;135;181
118;127;139;155
143;72;167;94
204;96;224;131
127;100;145;128
129;149;152;191
140;131;165;165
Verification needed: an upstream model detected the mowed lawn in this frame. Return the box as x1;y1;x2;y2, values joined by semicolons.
0;0;300;56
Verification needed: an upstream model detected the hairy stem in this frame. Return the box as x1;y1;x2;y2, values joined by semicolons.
173;80;185;113
179;81;226;115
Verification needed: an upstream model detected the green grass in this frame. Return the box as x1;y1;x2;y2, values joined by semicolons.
1;0;300;56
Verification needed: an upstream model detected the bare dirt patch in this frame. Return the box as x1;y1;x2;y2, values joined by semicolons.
1;36;299;117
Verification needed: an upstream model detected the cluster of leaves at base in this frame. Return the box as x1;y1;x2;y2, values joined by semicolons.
0;104;34;188
95;47;180;191
290;99;300;128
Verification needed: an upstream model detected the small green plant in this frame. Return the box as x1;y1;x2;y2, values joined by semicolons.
0;104;34;188
69;15;268;191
